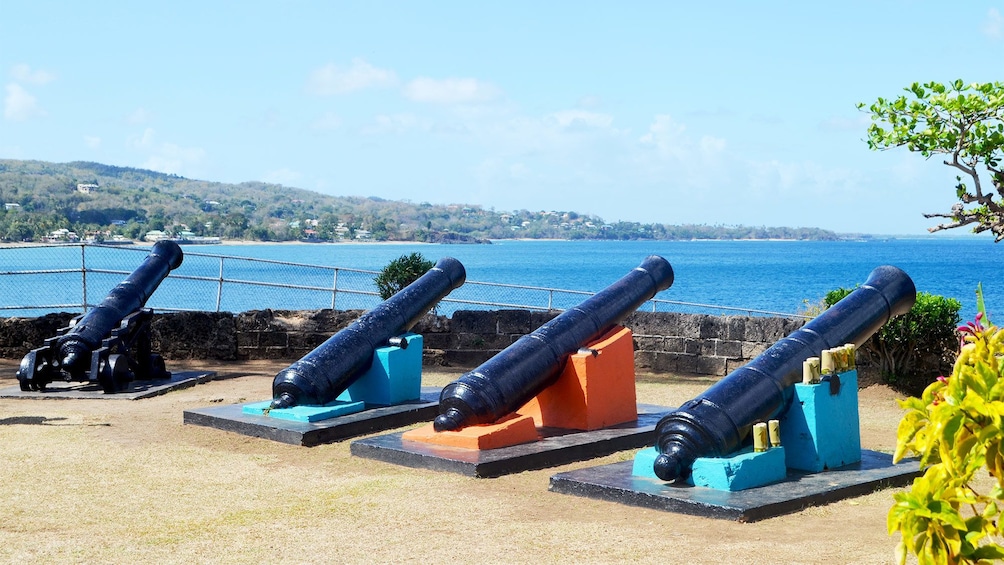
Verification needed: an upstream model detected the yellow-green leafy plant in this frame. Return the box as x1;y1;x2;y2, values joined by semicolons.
890;312;1004;564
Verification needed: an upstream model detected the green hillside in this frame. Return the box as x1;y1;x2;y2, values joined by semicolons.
0;159;842;243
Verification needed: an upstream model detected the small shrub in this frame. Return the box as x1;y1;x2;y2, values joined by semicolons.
375;252;434;301
889;313;1004;564
798;297;827;317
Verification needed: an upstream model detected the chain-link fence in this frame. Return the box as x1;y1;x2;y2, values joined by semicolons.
0;244;806;318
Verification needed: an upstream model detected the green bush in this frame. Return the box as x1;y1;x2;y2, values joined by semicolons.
375;253;434;301
824;288;961;395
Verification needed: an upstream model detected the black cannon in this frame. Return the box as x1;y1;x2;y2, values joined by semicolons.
651;265;916;482
270;257;467;409
17;240;184;393
434;255;675;432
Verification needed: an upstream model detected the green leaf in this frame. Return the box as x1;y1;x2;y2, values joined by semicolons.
977;282;992;326
970;544;1004;560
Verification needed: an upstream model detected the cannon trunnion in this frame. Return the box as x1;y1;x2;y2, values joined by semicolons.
17;240;184;393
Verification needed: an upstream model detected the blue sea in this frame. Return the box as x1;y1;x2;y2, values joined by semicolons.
1;237;1001;320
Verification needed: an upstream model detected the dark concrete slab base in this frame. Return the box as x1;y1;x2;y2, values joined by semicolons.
350;404;670;478
183;387;442;447
0;371;216;400
548;449;921;522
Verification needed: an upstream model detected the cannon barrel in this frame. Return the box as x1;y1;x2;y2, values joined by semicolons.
270;257;467;409
434;255;675;432
651;265;916;482
56;240;184;376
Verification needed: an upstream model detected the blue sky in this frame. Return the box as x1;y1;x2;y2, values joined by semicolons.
3;1;1004;235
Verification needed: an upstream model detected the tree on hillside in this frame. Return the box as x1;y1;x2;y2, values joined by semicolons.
860;80;1004;241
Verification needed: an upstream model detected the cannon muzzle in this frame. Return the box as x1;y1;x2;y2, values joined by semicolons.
651;265;916;482
270;257;466;409
434;255;674;432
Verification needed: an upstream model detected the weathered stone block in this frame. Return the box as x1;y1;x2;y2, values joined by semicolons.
633;350;658;370
420;332;455;350
496;310;532;334
697;356;728;376
259;331;288;348
700;316;724;339
451;310;496;334
245;309;287;331
677;353;698;374
413;313;450;334
236;333;258;348
0;313;74;358
742;342;768;359
715;340;743;358
743;317;768;342
726;359;746;373
652;352;680;374
663;336;686;353
624;311;679;337
724;316;746;341
634;335;665;351
457;332;511;350
678;314;702;339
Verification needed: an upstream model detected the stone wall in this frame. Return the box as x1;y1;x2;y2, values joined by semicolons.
0;309;806;377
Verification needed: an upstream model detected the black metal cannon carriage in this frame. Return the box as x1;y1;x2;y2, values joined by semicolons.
17;240;184;394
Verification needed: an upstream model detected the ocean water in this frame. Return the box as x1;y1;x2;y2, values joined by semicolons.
2;237;1002;319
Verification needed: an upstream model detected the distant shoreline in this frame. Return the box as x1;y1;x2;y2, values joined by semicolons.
0;234;987;249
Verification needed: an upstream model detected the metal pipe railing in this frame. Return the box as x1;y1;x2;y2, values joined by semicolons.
0;243;809;319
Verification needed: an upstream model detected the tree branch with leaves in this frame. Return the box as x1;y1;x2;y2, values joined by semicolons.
860;80;1004;241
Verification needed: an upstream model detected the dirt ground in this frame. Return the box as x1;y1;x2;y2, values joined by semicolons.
0;358;911;564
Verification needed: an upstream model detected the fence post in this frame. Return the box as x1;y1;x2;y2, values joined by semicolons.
80;244;88;313
215;257;224;312
331;268;339;310
547;289;553;311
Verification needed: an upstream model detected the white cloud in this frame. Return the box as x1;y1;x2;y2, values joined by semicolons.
639;114;697;161
819;114;870;132
262;168;303;186
548;110;613;129
311;111;341;130
306;58;397;95
9;64;55;85
404;77;500;104
984;8;1003;39
3;83;44;121
84;136;101;149
128;128;205;177
129;127;157;149
638;115;727;162
363;113;431;134
142;142;206;176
